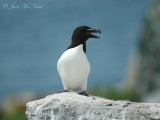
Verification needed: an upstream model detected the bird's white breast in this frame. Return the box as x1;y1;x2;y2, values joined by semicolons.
57;44;90;91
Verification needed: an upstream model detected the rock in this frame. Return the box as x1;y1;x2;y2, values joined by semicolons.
26;92;160;120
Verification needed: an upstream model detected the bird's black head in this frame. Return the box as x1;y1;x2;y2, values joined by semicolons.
71;26;101;45
67;26;101;53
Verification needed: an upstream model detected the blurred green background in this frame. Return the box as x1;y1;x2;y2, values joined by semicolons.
1;0;160;119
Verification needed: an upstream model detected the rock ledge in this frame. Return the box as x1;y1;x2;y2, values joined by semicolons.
26;92;160;120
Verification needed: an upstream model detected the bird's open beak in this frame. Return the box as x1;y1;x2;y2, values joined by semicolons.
86;28;101;38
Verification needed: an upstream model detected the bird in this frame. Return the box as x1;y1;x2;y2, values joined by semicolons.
57;26;101;96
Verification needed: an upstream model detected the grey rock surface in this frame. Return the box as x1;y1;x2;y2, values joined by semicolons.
26;92;160;120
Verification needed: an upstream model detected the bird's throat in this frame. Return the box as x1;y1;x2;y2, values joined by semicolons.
83;43;86;53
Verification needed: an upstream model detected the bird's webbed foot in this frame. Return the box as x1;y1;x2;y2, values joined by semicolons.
78;91;89;96
58;90;69;93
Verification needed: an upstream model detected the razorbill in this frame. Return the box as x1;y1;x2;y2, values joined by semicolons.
57;26;101;96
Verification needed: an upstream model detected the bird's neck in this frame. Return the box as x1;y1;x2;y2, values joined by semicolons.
67;43;86;53
83;43;86;53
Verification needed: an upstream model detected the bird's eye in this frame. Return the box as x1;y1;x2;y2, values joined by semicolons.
84;30;88;34
80;30;86;34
